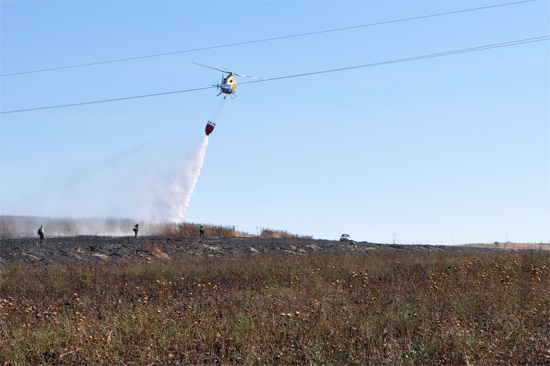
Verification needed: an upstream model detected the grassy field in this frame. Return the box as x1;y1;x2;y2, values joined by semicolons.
462;242;550;252
1;251;548;365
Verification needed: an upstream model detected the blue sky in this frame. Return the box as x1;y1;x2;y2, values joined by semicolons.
1;0;548;244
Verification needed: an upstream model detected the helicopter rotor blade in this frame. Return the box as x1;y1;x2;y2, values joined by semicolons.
231;72;265;80
194;62;265;80
193;62;231;74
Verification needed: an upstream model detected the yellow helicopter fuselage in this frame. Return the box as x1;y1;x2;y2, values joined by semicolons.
221;74;237;94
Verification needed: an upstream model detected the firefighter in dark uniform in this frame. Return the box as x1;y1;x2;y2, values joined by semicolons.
37;225;44;244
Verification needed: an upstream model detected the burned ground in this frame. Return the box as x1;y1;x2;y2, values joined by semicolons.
0;235;501;268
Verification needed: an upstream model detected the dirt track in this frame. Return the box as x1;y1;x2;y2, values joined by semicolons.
0;235;506;268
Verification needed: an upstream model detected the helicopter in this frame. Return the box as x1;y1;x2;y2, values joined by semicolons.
194;63;264;99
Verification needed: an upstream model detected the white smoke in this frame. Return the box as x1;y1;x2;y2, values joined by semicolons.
13;136;210;224
99;135;210;222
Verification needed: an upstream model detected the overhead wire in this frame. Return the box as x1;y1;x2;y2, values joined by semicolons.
2;36;547;115
0;86;215;114
240;36;550;85
0;0;535;77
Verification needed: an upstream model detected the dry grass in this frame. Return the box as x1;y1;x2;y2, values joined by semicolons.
259;228;311;239
161;223;240;237
462;242;550;252
1;251;548;365
0;215;307;239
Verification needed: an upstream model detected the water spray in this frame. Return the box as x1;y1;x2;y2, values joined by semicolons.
165;97;225;221
167;135;209;222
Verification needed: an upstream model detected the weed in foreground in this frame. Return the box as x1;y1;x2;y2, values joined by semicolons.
0;252;548;365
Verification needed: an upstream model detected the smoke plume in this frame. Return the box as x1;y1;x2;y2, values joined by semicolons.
7;136;210;224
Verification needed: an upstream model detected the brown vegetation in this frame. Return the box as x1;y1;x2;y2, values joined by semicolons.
1;251;548;365
463;242;550;252
259;227;310;239
163;223;239;237
0;215;308;239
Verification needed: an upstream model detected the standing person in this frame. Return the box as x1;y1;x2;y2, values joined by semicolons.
200;224;205;238
37;225;44;244
133;224;139;238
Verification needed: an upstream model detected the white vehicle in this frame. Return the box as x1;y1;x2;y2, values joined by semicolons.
339;234;352;242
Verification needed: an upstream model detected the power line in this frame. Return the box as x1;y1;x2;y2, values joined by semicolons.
0;0;535;77
241;36;550;84
1;86;216;114
1;36;547;115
